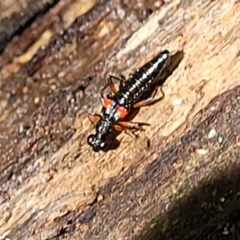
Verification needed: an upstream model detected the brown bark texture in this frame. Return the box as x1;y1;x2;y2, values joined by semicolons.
0;0;240;239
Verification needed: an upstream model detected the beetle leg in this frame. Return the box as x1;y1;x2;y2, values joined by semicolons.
108;74;126;84
100;75;126;99
87;113;102;125
112;122;137;138
113;120;149;138
113;120;149;132
133;87;164;108
100;77;117;99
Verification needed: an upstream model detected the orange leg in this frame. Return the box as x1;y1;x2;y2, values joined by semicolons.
114;120;149;132
88;113;102;125
108;74;126;84
133;87;164;108
113;120;149;138
100;75;126;99
115;121;146;130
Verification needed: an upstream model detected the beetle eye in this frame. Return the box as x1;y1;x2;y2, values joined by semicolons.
87;135;95;146
100;141;106;149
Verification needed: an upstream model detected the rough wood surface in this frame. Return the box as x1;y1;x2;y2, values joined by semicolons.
0;0;240;239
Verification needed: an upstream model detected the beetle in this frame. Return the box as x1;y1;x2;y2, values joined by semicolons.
87;49;170;151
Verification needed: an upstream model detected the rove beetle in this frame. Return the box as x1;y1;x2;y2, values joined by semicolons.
87;49;170;152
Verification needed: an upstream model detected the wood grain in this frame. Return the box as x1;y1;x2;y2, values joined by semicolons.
0;0;240;239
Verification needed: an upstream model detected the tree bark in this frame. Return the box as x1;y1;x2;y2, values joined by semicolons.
0;0;240;239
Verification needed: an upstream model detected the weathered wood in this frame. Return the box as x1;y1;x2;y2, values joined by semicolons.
0;0;240;239
0;0;60;55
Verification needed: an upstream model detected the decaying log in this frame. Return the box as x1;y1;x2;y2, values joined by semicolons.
0;0;240;239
